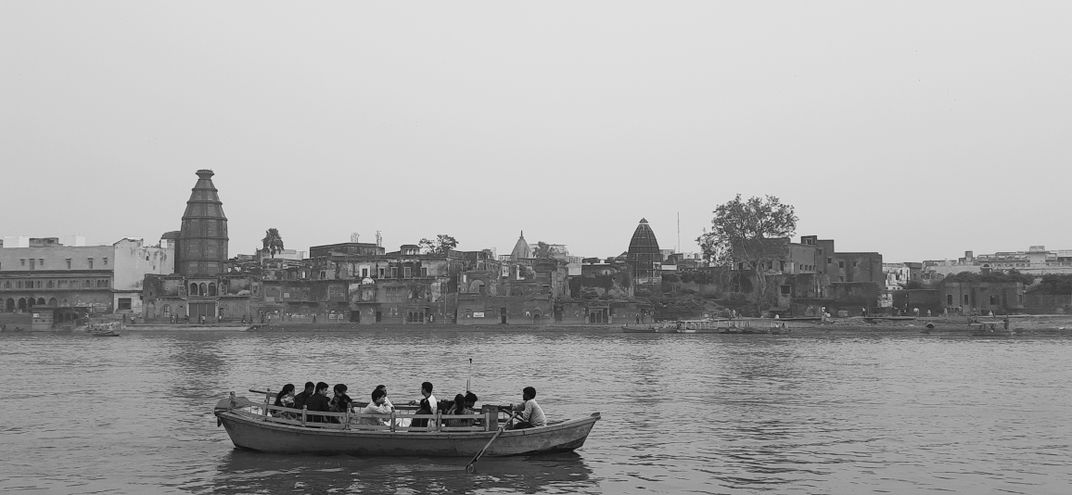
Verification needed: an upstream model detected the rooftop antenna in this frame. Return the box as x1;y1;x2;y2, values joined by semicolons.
677;211;680;253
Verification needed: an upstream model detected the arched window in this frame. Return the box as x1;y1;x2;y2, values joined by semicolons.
190;283;199;296
37;297;45;306
17;298;27;311
199;283;208;296
48;298;57;307
163;305;171;317
208;283;217;296
5;298;14;312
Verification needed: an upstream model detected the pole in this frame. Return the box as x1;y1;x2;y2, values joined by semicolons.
467;358;472;392
466;411;519;473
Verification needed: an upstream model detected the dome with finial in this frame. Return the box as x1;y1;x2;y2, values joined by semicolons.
510;230;531;261
177;169;228;276
626;218;661;280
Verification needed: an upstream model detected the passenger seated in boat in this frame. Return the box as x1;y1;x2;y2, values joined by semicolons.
508;386;546;430
374;384;394;410
444;393;471;427
293;382;315;411
464;392;481;427
273;384;296;417
329;384;354;420
305;382;331;422
408;381;437;429
358;388;393;426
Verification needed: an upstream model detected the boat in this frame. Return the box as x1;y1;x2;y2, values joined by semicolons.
213;390;600;457
86;321;122;337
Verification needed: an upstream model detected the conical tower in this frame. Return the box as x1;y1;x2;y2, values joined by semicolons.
510;230;531;261
177;169;228;276
626;218;661;281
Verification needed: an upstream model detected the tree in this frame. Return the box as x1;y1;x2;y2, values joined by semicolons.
261;228;285;258
418;234;459;255
696;194;798;312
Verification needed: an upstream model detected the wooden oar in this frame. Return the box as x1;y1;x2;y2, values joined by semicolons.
465;412;519;473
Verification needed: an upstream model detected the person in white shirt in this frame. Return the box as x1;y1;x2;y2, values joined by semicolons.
359;388;393;425
374;384;394;410
408;381;437;429
509;386;546;429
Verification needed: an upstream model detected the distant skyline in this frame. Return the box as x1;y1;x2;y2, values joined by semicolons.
3;2;1070;263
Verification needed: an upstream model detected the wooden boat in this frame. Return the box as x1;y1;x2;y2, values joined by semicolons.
213;391;600;457
86;321;122;337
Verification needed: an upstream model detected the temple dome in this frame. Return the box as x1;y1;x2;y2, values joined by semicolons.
627;218;660;255
510;231;531;261
177;169;228;276
626;218;661;281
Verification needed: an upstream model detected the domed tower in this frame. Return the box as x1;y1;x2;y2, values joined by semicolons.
626;218;662;283
510;230;531;261
177;169;228;277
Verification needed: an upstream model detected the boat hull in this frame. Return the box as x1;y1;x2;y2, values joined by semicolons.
216;409;599;457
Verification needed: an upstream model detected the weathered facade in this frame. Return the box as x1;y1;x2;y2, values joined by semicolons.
1;237;172;317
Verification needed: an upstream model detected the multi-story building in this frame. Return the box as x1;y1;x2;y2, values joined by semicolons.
924;246;1072;279
0;237;172;316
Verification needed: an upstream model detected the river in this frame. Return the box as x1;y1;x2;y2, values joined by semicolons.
1;329;1069;494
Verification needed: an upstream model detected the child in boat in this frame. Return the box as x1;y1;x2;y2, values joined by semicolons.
358;388;393;426
509;386;546;429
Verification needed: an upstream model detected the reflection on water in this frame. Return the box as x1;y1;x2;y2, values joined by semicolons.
210;450;595;495
0;330;1071;494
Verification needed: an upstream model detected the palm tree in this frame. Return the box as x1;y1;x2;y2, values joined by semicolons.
262;228;285;258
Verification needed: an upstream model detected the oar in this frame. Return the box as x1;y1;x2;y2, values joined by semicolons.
465;411;519;473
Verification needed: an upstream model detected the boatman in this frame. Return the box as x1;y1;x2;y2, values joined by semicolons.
508;386;546;430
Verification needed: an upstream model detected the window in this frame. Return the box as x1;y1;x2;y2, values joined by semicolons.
404;267;412;278
826;257;832;264
361;268;369;278
103;257;108;266
29;259;35;270
20;259;25;266
66;259;72;269
378;267;385;278
88;258;94;269
947;295;953;305
853;261;858;268
46;280;53;288
390;267;398;278
838;261;845;268
421;267;428;277
117;298;132;311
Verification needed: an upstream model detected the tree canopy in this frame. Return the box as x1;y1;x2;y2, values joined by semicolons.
419;234;459;255
695;194;798;267
261;228;284;258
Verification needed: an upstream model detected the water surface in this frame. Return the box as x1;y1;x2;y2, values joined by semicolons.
1;329;1069;494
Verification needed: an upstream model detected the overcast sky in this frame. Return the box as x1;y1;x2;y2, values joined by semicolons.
2;2;1070;263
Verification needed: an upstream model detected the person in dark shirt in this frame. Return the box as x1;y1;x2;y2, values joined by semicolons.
305;382;332;422
329;383;353;423
292;382;315;411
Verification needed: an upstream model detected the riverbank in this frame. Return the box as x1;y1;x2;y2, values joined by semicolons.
106;314;1072;335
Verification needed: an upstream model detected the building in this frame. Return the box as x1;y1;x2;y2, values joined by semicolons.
1;237;172;316
625;218;662;291
924;246;1072;280
142;169;232;323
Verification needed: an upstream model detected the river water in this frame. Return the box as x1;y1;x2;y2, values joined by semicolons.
1;328;1070;494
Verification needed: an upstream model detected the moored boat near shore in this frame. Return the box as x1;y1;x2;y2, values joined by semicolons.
213;391;600;457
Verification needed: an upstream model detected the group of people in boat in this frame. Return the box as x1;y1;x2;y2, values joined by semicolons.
270;381;546;430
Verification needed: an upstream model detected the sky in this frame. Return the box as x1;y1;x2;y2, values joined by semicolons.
2;2;1070;263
